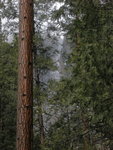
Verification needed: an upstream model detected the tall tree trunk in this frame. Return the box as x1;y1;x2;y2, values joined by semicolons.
33;46;45;146
17;1;34;150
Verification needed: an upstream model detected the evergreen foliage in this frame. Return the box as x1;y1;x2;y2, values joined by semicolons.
45;0;113;149
0;38;17;150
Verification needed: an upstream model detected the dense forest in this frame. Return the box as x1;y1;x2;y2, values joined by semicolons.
0;0;113;150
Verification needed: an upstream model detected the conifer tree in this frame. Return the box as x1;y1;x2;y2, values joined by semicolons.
17;1;34;150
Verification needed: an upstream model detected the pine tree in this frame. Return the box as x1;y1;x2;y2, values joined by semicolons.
17;1;34;150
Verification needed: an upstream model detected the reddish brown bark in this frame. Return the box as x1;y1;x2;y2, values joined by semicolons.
17;1;34;150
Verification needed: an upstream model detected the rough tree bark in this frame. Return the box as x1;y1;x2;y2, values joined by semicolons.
17;1;34;150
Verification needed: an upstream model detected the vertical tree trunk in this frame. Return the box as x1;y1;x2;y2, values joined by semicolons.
33;47;45;146
17;1;34;150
